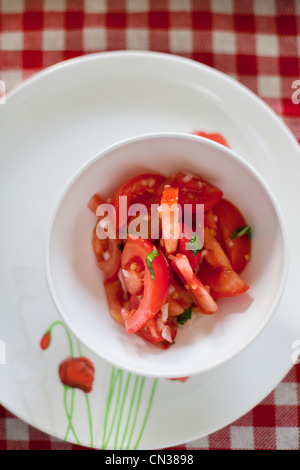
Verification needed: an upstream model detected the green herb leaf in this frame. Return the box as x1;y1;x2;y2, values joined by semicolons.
117;243;124;252
146;246;160;280
230;225;252;240
177;306;192;325
187;233;203;256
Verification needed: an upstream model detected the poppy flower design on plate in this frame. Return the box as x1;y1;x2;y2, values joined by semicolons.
59;357;95;394
40;321;159;449
40;321;94;446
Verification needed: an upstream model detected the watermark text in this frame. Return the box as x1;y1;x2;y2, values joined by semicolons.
95;198;205;248
291;79;300;105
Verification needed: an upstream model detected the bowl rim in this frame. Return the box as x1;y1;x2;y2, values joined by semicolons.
44;131;289;378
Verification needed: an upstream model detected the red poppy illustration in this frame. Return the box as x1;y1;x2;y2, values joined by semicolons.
40;330;51;350
40;321;95;446
59;356;95;394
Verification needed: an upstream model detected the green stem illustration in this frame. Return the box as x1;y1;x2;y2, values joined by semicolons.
102;368;158;450
76;339;94;448
47;320;74;357
63;385;80;444
133;378;158;450
41;321;94;448
120;375;140;450
114;372;132;448
102;367;123;449
126;376;145;449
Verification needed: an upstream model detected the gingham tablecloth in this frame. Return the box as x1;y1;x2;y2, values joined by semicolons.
0;0;299;451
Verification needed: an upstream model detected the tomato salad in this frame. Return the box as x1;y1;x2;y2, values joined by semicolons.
88;134;252;349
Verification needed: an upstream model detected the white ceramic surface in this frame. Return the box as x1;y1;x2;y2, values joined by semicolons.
45;132;288;379
0;51;299;450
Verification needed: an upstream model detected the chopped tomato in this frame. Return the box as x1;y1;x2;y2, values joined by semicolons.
179;224;202;271
120;236;169;334
121;256;145;296
87;194;107;215
213;199;251;274
103;278;126;325
198;227;249;299
112;173;166;231
202;226;232;269
171;254;218;314
167;298;185;316
91;225;121;280
192;131;230;148
159;186;181;255
204;209;218;230
204;208;225;248
89;164;252;347
170;171;223;213
127;294;142;312
137;310;177;348
167;281;194;310
89;193;121;279
197;262;249;299
128;295;177;347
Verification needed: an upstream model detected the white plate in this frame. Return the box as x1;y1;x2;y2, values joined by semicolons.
0;51;299;450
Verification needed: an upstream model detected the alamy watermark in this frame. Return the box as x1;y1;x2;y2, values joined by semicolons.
291;340;300;365
95;197;205;247
291;79;300;105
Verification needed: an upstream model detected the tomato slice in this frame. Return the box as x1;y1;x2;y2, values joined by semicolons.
202;226;231;269
167;298;185;316
192;131;230;148
159;186;181;255
128;295;177;347
120;236;169;334
167;281;194;311
204;209;217;229
103;278;127;325
204;208;225;249
87;194;107;215
112;173;166;232
121;256;145;296
213;199;251;274
170;171;223;213
171;254;218;314
88;193;121;279
179;224;202;271
198;227;249;299
197;262;249;299
137;311;177;348
91;224;121;280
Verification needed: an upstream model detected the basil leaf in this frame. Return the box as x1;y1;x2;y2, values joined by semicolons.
146;246;160;280
230;225;252;240
117;243;124;252
187;233;202;256
177;306;192;325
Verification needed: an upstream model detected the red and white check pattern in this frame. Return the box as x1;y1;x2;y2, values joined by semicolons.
0;0;299;450
0;364;299;450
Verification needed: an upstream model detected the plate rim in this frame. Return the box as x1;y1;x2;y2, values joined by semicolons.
5;50;300;153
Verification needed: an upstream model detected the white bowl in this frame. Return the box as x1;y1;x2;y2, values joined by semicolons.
45;133;288;379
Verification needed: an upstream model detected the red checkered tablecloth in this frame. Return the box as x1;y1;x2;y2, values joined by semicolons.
0;0;299;451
